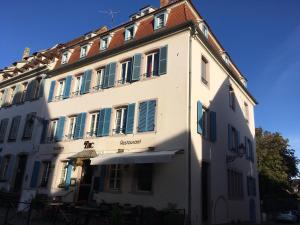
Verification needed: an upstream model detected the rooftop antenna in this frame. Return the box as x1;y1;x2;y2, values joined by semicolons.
98;9;120;27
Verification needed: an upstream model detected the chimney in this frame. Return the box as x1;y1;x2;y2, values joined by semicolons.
22;47;30;60
160;0;169;7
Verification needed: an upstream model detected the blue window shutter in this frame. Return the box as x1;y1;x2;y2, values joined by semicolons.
48;81;56;102
79;113;87;138
96;109;105;137
30;161;40;188
102;108;111;136
131;54;141;82
146;100;156;131
25;80;35;101
63;75;72;99
125;103;135;134
159;45;168;75
83;70;92;94
80;73;87;95
38;79;45;98
197;101;203;134
99;165;107;192
228;124;232;151
108;63;116;87
8;116;21;141
138;102;148;132
102;64;110;89
65;162;73;190
40;120;49;143
55;117;66;141
6;155;16;179
209;111;217;142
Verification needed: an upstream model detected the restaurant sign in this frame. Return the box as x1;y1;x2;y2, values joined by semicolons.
120;139;142;145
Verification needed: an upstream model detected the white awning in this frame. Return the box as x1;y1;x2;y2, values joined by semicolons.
90;149;183;165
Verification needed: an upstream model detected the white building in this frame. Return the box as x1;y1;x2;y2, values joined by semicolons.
0;0;260;224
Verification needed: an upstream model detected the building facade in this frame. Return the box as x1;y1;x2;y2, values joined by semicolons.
0;0;260;224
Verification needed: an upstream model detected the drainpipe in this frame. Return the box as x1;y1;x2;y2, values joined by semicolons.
187;25;195;225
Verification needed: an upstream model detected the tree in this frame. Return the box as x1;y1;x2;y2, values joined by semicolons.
256;128;299;212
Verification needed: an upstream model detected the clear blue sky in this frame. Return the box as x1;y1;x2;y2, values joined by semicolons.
1;0;300;155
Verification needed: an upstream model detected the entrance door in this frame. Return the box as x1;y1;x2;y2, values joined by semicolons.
78;159;93;202
13;155;28;192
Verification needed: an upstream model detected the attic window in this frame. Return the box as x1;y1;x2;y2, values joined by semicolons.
100;35;111;51
80;45;88;58
225;55;230;65
125;25;137;41
61;52;69;64
154;11;167;30
202;24;208;38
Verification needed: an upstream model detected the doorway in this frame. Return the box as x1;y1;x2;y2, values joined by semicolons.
13;155;28;193
77;159;93;202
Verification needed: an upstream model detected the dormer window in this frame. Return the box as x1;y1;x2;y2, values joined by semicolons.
202;24;208;38
80;45;88;58
100;36;110;51
154;11;167;30
61;52;69;64
225;55;230;65
125;25;137;41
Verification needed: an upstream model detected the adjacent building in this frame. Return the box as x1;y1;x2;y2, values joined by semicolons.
0;0;260;224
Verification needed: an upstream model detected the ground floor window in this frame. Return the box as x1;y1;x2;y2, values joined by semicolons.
40;161;51;188
109;164;121;191
59;161;68;187
136;164;153;192
228;169;244;200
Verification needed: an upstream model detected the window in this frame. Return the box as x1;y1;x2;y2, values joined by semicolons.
201;57;208;85
94;68;104;90
228;169;243;199
21;82;28;102
247;176;256;197
225;55;230;65
23;113;36;139
61;52;69;64
114;107;128;134
109;164;121;191
146;51;159;77
0;119;9;143
138;100;156;132
244;102;249;122
100;36;110;50
229;87;236;111
154;12;167;30
202;108;209;139
120;60;132;84
56;79;65;100
59;162;68;186
125;25;136;41
136;164;153;192
8;116;21;141
0;155;10;180
228;125;239;152
47;119;58;142
73;75;83;96
40;161;51;188
202;24;208;38
246;137;254;161
67;117;76;140
80;45;88;58
88;113;99;137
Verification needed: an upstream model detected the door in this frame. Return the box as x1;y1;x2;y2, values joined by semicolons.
77;159;93;202
13;155;28;192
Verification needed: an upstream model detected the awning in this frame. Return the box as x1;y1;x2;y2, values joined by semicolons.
68;149;98;159
90;149;183;165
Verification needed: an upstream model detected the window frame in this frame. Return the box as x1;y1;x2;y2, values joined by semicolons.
227;169;244;200
73;75;83;96
154;11;168;30
135;164;153;193
113;106;128;135
120;60;132;84
47;119;59;142
58;161;68;187
55;79;66;100
88;112;99;138
66;116;77;140
201;56;209;85
61;51;69;64
40;161;51;188
108;164;121;191
22;113;36;140
94;68;105;90
124;24;137;41
100;35;111;51
80;45;89;58
229;88;236;111
145;51;159;78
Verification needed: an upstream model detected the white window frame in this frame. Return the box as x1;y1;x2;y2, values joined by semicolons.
59;161;68;186
48;119;58;142
120;60;132;84
61;51;69;64
154;11;168;30
202;24;209;38
109;164;121;191
100;35;111;51
244;102;249;122
95;68;104;90
40;161;51;187
145;51;159;77
80;45;89;58
73;75;83;96
67;117;76;140
201;56;209;85
56;79;65;100
88;112;99;137
114;106;128;135
125;24;137;41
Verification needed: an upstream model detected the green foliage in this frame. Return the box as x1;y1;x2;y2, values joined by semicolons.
256;128;299;211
